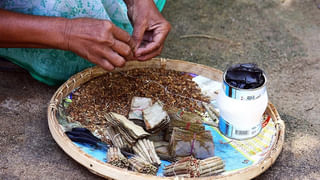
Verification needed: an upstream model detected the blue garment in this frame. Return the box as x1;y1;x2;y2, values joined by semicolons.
0;0;166;85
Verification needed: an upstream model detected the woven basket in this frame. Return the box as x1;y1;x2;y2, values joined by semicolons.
48;58;285;180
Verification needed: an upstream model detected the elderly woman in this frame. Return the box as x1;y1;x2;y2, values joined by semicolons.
0;0;171;85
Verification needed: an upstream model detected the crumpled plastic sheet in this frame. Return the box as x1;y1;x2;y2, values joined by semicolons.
225;63;265;89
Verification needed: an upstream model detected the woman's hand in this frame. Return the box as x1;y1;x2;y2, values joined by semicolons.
126;0;171;61
65;18;135;70
0;9;135;71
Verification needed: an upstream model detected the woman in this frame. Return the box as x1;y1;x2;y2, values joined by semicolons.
0;0;171;85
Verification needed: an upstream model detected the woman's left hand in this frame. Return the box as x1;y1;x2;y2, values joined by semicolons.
126;0;171;61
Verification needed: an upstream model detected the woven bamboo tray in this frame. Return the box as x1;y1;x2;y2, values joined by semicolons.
48;58;285;180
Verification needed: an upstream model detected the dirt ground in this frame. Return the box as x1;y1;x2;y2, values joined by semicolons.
1;0;320;179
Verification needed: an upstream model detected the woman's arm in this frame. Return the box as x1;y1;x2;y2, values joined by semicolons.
0;9;134;70
0;9;67;49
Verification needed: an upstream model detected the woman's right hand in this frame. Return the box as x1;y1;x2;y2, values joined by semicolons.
65;18;135;70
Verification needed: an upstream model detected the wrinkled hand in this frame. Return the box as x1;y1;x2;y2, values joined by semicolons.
127;0;171;61
65;18;135;70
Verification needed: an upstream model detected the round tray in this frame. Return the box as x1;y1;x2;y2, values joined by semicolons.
48;58;285;179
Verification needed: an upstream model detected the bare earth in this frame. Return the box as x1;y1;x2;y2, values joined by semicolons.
1;0;320;179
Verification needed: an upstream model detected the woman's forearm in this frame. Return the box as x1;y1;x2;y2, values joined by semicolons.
0;9;68;49
0;9;136;71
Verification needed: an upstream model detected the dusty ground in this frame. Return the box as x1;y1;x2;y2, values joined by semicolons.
1;0;320;179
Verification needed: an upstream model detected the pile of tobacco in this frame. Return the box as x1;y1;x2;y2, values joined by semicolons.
61;68;224;177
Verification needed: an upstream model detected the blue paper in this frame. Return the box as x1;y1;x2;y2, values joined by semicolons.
72;124;253;176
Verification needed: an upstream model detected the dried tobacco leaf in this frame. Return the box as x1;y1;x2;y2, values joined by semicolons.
104;126;131;151
165;108;205;141
104;112;149;146
169;127;215;159
129;97;152;121
106;112;149;139
143;101;169;133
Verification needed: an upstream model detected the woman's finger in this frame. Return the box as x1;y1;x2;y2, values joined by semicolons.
132;22;148;51
96;58;115;71
112;25;135;48
136;45;163;61
100;47;126;67
110;39;134;60
135;26;170;57
135;41;161;57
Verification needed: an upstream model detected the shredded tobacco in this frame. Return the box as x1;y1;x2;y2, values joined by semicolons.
67;68;209;128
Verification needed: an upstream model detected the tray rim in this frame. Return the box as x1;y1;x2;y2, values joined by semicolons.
48;58;285;180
